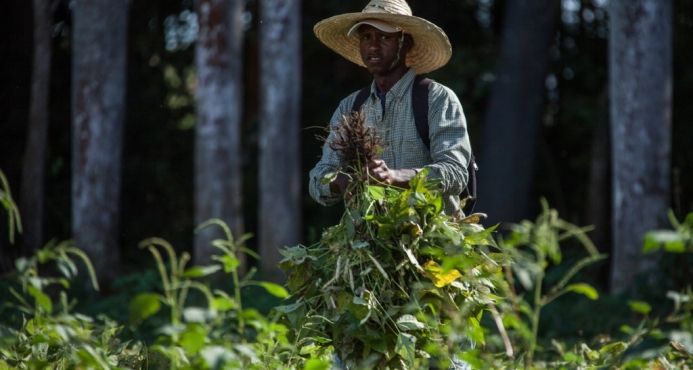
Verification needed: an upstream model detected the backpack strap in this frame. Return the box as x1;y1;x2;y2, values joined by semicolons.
351;86;371;113
411;76;478;215
411;75;432;148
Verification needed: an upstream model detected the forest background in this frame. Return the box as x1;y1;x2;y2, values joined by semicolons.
0;0;691;299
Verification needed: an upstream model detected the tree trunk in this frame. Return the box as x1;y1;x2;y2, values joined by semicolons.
193;0;246;267
609;0;672;294
476;0;560;226
258;0;302;283
21;0;54;253
72;0;129;284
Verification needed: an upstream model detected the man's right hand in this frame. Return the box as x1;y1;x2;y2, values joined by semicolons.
329;172;354;200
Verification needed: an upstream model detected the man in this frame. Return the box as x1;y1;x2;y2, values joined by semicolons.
309;0;472;217
309;1;472;369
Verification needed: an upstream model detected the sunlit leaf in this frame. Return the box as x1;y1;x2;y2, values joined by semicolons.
304;359;331;370
423;260;461;288
395;333;416;365
366;185;386;200
351;240;370;249
643;230;685;253
599;341;628;357
27;286;52;314
129;293;162;326
629;300;652;315
200;345;237;369
396;314;426;331
213;296;234;311
181;265;222;278
565;283;599;300
212;254;240;273
258;282;289;298
180;324;207;353
320;172;338;185
183;307;216;323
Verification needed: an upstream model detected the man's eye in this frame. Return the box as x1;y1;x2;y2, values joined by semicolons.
379;35;389;40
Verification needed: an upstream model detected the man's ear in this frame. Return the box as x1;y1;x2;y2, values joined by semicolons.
403;34;414;52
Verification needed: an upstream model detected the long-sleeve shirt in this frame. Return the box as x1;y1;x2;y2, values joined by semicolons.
309;68;471;215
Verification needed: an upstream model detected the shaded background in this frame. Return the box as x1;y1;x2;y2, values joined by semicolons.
1;0;691;291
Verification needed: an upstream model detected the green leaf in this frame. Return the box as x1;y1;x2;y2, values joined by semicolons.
366;185;386;200
183;307;216;323
129;293;162;326
27;286;52;314
201;345;237;370
396;314;426;331
644;230;685;253
395;333;416;365
181;265;222;278
180;324;207;353
213;296;234;311
212;254;240;273
599;341;628;357
351;240;370;249
304;359;331;370
258;282;289;298
274;301;304;314
565;283;599;300
629;300;652;315
320;172;338;185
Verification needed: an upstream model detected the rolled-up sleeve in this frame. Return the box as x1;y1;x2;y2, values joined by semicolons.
308;94;357;206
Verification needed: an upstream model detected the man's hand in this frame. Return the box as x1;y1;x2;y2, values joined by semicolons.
329;172;354;199
362;159;416;189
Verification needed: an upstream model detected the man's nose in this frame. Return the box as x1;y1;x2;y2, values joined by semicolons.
369;38;381;50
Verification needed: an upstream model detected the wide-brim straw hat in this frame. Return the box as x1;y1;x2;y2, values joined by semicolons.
314;0;452;74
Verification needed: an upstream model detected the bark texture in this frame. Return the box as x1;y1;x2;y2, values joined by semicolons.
259;0;302;283
476;0;560;226
609;0;672;293
193;0;246;266
21;0;54;253
72;0;129;283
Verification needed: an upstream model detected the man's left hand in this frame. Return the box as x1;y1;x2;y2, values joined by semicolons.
362;159;416;189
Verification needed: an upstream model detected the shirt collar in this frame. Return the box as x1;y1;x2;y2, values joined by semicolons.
369;68;417;102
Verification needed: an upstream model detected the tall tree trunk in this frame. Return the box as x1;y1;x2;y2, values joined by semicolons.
609;0;672;294
72;0;129;284
193;0;245;267
21;0;55;253
476;0;560;226
258;0;302;283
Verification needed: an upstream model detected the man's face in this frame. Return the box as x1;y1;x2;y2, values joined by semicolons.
358;25;408;76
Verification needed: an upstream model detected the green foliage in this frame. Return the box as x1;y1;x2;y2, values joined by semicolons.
643;210;693;254
492;198;608;367
481;207;693;369
278;169;507;369
0;170;21;245
0;220;309;369
1;171;692;369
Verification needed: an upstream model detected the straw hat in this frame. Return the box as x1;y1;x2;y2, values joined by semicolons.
314;0;452;74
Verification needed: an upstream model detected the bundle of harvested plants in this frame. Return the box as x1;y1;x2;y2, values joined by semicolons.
277;113;507;369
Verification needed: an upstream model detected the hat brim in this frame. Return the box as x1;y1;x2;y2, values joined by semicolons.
314;12;452;74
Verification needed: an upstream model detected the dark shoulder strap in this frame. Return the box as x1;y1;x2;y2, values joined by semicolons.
411;75;432;149
411;76;478;215
351;86;371;113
